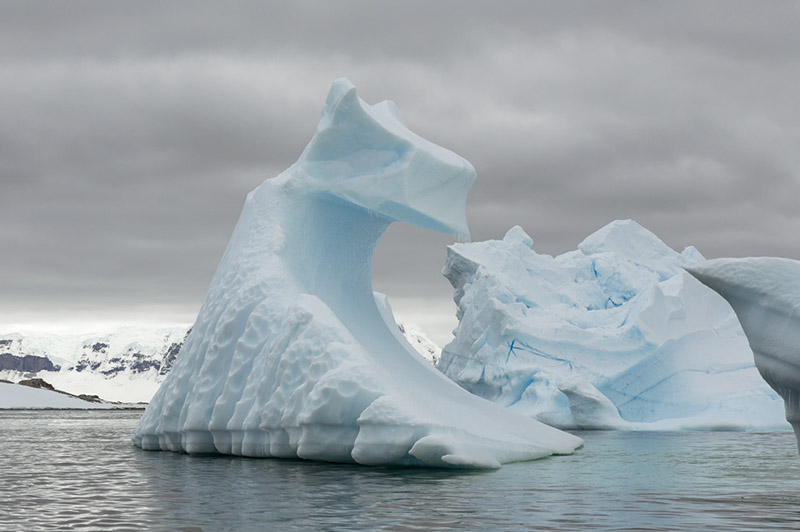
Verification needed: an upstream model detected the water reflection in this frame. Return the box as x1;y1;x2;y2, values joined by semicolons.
130;445;492;530
1;411;800;531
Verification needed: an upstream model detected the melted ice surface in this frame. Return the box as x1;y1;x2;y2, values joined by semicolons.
439;221;785;430
133;79;581;468
688;257;800;449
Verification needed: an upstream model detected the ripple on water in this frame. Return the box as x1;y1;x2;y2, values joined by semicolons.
1;411;800;531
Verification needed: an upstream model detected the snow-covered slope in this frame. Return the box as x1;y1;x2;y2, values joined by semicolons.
688;258;800;448
398;323;441;364
0;327;188;403
133;78;582;468
374;292;442;368
439;220;786;430
0;381;112;409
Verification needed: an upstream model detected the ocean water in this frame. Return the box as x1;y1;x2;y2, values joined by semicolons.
1;411;799;531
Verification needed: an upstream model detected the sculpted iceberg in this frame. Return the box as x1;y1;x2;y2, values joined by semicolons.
688;258;800;448
439;220;786;430
133;79;581;467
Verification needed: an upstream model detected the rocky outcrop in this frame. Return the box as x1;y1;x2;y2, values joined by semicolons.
0;354;60;373
18;377;56;390
77;393;103;403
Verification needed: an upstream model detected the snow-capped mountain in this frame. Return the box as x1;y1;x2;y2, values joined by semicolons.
0;322;439;404
0;326;189;403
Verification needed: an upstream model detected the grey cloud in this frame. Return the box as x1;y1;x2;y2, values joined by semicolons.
1;1;799;343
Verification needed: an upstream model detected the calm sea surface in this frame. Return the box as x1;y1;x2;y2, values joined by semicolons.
1;410;799;531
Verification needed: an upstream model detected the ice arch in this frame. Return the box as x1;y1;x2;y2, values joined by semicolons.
133;79;581;468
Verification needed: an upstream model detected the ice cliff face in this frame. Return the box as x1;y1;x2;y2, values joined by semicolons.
439;220;785;430
133;79;581;468
688;258;800;449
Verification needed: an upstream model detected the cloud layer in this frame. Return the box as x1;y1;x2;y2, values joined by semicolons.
2;1;799;343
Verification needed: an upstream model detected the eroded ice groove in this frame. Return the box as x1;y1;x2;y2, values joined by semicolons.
438;221;786;430
688;258;800;450
132;79;581;467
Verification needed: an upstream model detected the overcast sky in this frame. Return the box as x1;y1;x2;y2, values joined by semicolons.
2;1;799;344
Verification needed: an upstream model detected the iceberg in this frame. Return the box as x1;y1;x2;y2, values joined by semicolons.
439;220;786;430
688;258;800;449
133;79;581;467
